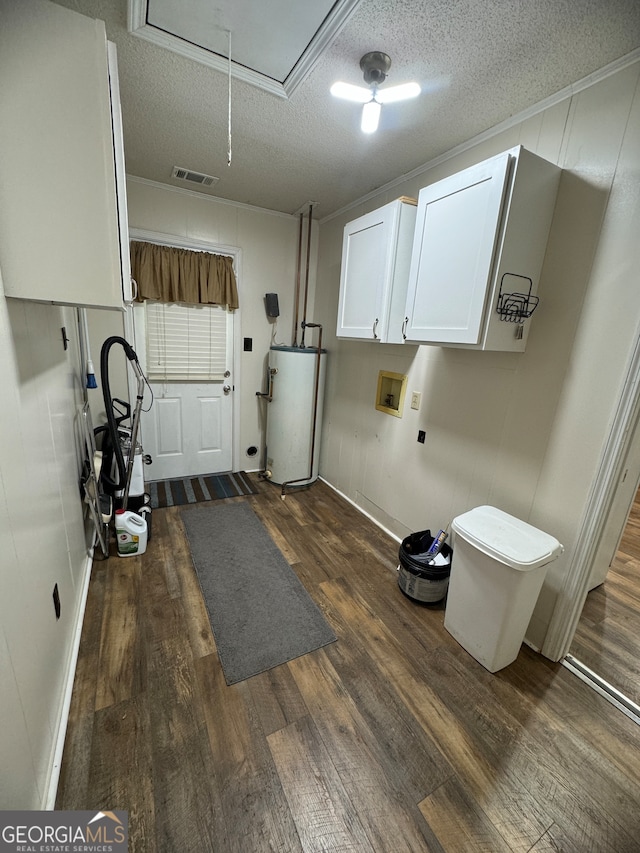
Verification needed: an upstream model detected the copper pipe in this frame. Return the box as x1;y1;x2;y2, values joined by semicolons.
255;367;277;402
300;204;313;347
292;212;304;347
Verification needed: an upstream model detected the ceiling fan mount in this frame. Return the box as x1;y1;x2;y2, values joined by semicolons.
359;51;391;87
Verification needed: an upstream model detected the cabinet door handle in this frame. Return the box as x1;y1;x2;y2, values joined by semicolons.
402;317;408;340
372;318;379;340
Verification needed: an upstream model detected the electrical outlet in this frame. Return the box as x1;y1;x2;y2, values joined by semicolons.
411;391;421;410
417;430;426;444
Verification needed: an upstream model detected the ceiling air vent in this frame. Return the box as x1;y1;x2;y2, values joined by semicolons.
171;166;219;187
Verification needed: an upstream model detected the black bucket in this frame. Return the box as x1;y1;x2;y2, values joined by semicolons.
397;529;452;603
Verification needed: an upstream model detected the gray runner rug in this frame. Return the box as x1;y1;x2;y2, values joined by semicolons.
180;501;337;685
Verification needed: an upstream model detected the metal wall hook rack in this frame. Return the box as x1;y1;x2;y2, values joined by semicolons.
496;273;539;323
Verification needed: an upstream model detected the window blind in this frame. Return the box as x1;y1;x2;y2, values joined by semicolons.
145;302;227;381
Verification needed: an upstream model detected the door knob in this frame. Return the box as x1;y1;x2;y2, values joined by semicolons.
223;385;231;395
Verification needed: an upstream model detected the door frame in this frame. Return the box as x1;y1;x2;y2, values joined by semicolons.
543;322;640;660
124;227;242;474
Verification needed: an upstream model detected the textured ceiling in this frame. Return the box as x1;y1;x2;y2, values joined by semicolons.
51;0;640;218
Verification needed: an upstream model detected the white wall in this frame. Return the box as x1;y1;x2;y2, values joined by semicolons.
314;59;640;653
124;178;317;467
0;282;90;807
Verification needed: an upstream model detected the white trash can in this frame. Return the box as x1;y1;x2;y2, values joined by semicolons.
444;506;563;672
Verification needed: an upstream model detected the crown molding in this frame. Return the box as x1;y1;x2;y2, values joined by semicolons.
126;175;297;219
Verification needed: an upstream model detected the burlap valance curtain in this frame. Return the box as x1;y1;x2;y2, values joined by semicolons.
130;241;239;308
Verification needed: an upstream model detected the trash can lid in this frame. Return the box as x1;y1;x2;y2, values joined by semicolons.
451;506;563;571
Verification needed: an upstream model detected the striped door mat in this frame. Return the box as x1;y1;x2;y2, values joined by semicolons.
148;471;257;509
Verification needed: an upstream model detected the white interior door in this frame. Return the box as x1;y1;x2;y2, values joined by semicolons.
133;303;234;480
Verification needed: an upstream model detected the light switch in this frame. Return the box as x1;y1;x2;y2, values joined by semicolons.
411;391;421;411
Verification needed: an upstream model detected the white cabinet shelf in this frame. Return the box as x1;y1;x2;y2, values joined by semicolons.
0;0;130;309
336;198;417;344
404;146;561;351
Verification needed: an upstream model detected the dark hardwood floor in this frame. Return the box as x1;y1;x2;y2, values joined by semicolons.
571;488;640;707
56;476;640;852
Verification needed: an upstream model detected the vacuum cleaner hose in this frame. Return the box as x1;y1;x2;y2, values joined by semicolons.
100;336;141;493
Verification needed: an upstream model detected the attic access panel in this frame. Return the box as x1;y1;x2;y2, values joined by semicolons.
129;0;361;98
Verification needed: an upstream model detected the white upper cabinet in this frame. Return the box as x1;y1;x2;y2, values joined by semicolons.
404;146;561;351
0;0;130;309
336;198;417;343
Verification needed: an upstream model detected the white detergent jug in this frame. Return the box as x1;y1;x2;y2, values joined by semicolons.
115;509;148;557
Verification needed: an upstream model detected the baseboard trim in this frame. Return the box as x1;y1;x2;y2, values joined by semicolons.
44;547;95;809
319;477;402;544
563;654;640;726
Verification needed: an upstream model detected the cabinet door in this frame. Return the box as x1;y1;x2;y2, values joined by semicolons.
404;153;511;344
0;1;124;308
336;207;392;340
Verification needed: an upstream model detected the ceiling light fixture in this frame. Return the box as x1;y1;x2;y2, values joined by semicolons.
330;52;420;134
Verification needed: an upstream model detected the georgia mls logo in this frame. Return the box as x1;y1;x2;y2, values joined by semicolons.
86;811;126;843
0;810;128;852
